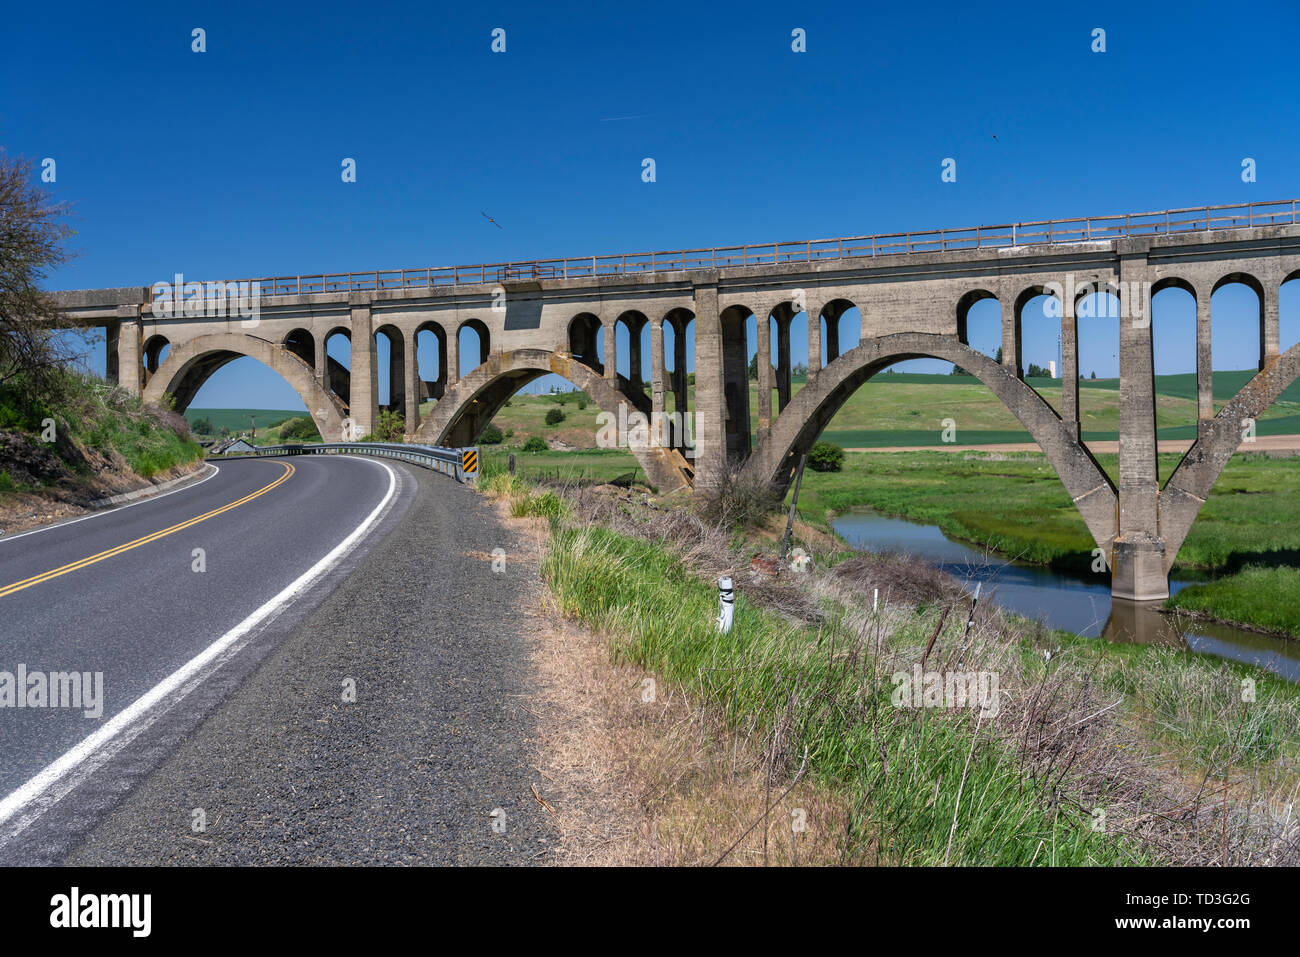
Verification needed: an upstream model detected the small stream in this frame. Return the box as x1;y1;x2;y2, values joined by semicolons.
832;510;1300;682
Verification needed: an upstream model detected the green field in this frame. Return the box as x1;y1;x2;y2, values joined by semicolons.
185;408;303;435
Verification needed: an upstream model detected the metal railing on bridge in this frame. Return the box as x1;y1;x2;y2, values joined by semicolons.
210;198;1299;300
213;442;480;483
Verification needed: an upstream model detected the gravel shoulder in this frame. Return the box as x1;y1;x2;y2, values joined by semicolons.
64;465;556;865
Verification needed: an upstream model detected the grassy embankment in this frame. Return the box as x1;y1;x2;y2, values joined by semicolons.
480;464;1300;865
1;371;202;497
1167;568;1300;640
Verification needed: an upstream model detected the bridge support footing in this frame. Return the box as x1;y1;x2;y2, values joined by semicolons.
1111;535;1169;602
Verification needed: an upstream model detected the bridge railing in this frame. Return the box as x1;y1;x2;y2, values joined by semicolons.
212;198;1300;300
214;442;479;483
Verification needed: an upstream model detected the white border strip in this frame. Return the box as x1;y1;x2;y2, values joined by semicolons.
0;457;398;842
0;464;221;547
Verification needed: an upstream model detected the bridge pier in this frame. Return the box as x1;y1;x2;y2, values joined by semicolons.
650;318;666;428
1059;302;1080;440
775;312;792;411
756;306;773;438
1114;252;1169;601
692;282;727;489
404;331;421;434
807;299;822;378
349;295;378;437
116;306;142;396
1110;536;1168;602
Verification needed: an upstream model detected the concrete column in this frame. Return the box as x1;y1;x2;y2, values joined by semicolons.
650;319;666;445
1060;306;1079;439
776;317;792;411
1262;279;1280;365
387;334;406;417
672;319;688;414
824;314;840;364
1001;297;1021;377
604;319;618;384
446;327;460;391
315;331;328;390
807;303;822;378
756;308;773;436
1196;293;1213;424
691;284;726;488
116;307;142;396
404;330;420;434
104;321;120;386
349;296;378;437
1113;253;1166;601
628;322;644;391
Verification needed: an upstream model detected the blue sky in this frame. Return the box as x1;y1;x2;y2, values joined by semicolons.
5;0;1298;410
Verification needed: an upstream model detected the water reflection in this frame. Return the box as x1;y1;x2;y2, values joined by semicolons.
832;509;1300;682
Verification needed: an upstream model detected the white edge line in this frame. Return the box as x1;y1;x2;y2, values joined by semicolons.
0;457;399;838
0;463;222;546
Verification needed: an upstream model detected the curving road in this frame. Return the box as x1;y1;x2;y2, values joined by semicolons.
0;455;401;829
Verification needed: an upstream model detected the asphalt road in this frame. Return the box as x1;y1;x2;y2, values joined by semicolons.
0;454;555;865
0;455;401;852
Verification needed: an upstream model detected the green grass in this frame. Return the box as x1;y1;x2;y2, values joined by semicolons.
185;408;302;434
1167;567;1300;639
541;523;1154;865
480;446;644;487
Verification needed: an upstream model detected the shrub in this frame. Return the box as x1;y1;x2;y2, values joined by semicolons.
545;407;566;426
808;441;845;472
696;463;781;530
280;416;321;442
371;409;405;442
480;423;504;444
523;436;548;453
577;398;587;410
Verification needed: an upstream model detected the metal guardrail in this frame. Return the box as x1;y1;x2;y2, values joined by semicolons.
213;442;480;483
160;198;1300;302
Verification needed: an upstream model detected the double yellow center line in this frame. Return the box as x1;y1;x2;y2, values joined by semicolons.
0;461;295;601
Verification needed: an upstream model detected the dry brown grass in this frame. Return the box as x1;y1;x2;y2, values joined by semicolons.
491;498;856;865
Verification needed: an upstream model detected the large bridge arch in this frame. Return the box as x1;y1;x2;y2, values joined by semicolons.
741;332;1119;557
142;332;348;441
412;348;691;492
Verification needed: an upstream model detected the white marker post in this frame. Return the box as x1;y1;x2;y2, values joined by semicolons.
717;577;735;633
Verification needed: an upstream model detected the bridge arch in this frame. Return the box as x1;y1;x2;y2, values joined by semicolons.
458;318;491;374
741;332;1118;556
283;327;315;367
568;312;603;373
818;298;857;365
142;334;170;376
1211;271;1266;371
956;289;997;347
1159;338;1300;574
141;332;348;441
415;320;448;409
411;348;692;492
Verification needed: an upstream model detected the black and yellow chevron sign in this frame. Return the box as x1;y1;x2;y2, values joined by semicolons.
462;449;478;474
